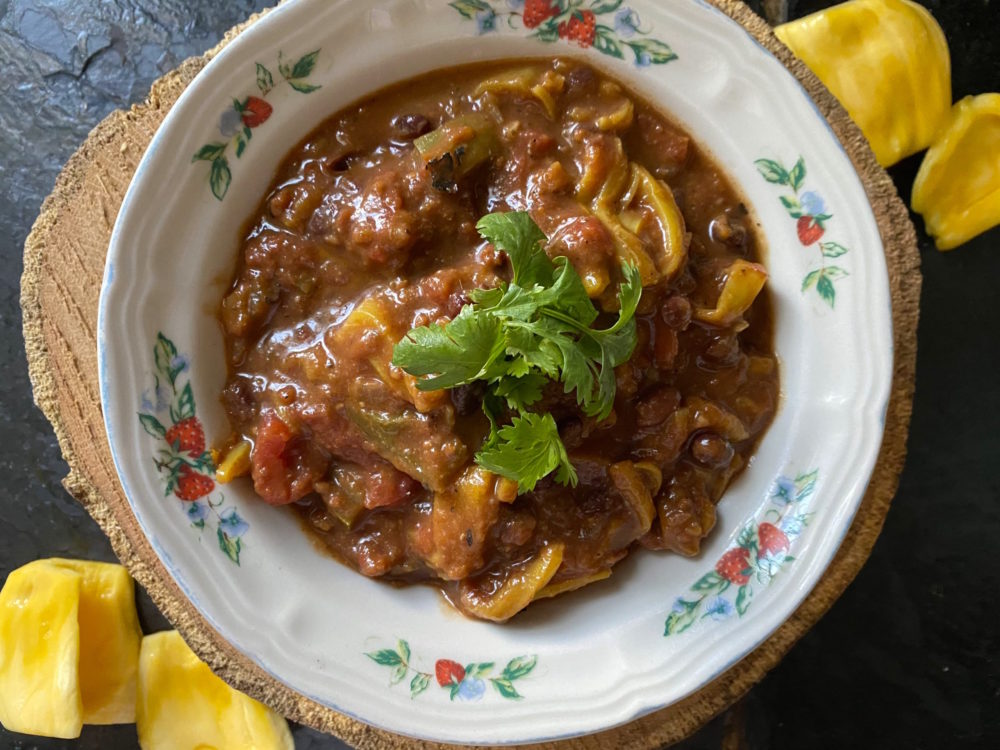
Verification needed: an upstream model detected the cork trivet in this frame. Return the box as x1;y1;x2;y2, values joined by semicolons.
20;2;919;747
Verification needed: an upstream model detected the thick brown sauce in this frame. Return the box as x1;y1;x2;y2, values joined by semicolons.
219;58;779;621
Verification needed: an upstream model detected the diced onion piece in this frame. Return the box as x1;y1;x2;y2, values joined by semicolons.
215;440;251;483
137;631;292;750
748;355;776;376
495;476;519;503
580;266;611;298
535;569;612;600
694;260;768;327
398;370;448;413
457;543;565;622
912;94;1000;250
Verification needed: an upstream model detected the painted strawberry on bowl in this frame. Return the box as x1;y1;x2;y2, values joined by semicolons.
452;0;677;64
137;334;248;564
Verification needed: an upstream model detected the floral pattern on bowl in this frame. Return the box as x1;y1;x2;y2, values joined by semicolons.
756;155;851;307
451;0;677;65
367;640;537;701
665;470;817;636
192;49;322;200
137;333;249;564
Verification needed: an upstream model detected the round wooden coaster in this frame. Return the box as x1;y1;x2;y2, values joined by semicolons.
21;2;919;747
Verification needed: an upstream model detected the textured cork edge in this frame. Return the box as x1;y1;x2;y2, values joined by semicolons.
20;1;919;747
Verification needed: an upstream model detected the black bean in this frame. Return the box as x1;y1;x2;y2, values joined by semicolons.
328;151;358;172
565;66;597;95
703;332;740;366
673;268;698;296
390;113;432;141
450;383;485;416
636;387;681;427
560;417;584;448
690;432;734;468
709;212;748;250
661;295;692;330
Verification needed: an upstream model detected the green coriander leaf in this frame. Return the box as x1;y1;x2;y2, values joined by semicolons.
476;212;553;288
591;346;619;421
481;392;504;440
504;324;561;378
534;319;597;409
469;286;504;308
493;372;546;411
503;356;533;378
485;282;542;321
552;451;578;486
535;256;598;326
597;319;638;368
542;262;641;416
601;263;643;336
475;412;577;493
391;306;505;390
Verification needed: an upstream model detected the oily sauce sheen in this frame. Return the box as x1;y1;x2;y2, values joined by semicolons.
219;59;779;621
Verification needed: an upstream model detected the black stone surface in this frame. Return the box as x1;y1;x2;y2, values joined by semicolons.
0;1;997;748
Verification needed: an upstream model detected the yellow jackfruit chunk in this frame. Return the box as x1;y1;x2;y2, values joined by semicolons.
333;296;445;413
694;260;769;327
137;631;293;750
776;0;951;167
47;559;142;725
912;94;1000;250
0;562;83;738
215;440;252;484
457;543;564;622
535;569;611;600
0;559;142;738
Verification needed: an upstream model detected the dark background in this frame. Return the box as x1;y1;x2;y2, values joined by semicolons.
1;0;997;747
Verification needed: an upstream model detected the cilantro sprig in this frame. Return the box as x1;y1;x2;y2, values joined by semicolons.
392;211;641;493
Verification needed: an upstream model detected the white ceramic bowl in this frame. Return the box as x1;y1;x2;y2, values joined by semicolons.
99;0;892;744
